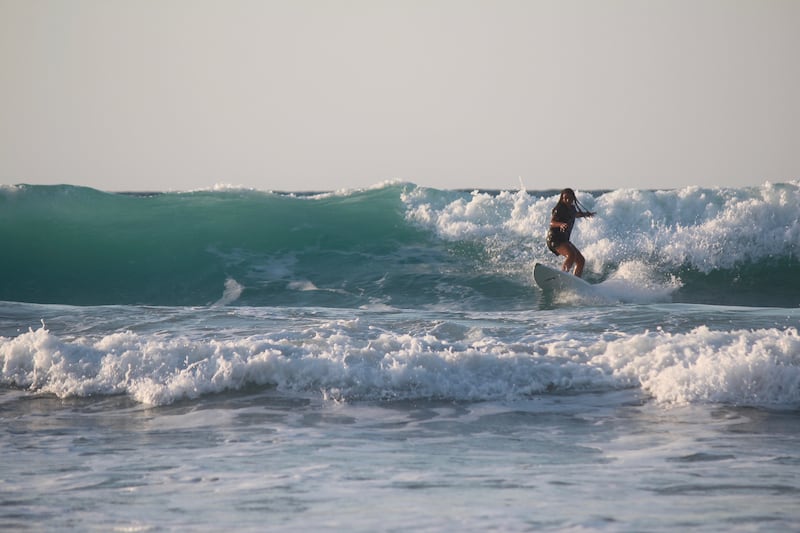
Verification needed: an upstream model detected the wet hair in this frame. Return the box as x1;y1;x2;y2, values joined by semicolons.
560;188;591;214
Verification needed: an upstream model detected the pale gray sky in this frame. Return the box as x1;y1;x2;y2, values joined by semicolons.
1;0;798;192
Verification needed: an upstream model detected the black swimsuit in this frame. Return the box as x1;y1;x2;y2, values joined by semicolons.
546;202;577;255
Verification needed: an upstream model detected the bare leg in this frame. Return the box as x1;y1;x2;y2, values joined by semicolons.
554;243;586;277
563;256;574;273
573;248;586;277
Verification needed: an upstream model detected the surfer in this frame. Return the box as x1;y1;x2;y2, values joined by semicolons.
546;188;595;277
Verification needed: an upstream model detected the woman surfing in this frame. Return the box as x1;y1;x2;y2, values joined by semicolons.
546;188;595;277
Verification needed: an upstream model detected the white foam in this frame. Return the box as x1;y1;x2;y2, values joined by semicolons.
2;321;798;408
592;325;800;406
213;278;244;306
402;181;800;278
594;261;682;303
287;280;318;292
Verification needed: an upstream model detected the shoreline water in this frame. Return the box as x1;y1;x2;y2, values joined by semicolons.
3;386;799;531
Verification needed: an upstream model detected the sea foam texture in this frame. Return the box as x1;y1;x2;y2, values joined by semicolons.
2;322;798;407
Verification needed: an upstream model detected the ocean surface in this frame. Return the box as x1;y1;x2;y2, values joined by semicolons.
1;181;799;531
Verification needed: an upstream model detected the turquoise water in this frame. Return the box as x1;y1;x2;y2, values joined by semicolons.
2;182;799;308
1;182;799;530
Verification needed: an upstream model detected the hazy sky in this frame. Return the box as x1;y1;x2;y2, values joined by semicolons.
2;0;799;192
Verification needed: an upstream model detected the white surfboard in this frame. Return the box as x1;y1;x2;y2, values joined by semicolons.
533;262;596;296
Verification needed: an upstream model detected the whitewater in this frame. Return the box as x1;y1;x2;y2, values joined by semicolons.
1;181;799;531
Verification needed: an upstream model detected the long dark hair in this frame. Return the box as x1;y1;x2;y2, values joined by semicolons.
559;188;590;214
559;188;575;202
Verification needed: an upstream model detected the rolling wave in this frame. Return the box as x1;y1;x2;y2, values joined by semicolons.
1;181;798;308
